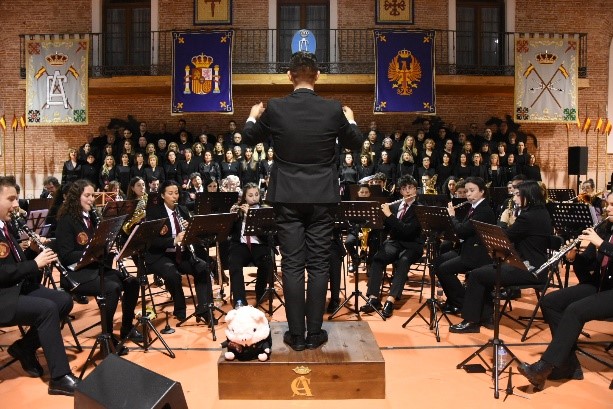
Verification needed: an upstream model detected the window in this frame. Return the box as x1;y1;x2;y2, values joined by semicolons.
103;0;151;74
456;0;504;73
277;0;329;69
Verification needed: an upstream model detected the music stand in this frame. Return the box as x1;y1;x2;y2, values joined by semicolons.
547;188;575;202
177;213;237;341
115;218;174;358
402;206;456;341
75;215;128;378
194;191;239;215
101;199;137;219
244;207;282;316
456;220;526;399
328;201;386;320
16;209;48;241
547;202;597;287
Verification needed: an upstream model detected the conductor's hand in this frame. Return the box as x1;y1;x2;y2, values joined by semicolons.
342;106;355;122
34;248;57;269
446;202;455;217
250;102;265;120
579;227;604;249
174;231;186;247
381;203;392;218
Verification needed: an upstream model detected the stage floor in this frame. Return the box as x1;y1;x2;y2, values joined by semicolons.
0;265;611;408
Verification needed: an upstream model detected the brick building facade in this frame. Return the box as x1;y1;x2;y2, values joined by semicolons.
0;0;611;196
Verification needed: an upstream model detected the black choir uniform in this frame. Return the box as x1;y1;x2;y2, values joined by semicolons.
364;199;424;301
242;87;362;338
434;198;496;310
459;204;552;324
0;220;73;379
227;205;274;306
144;202;212;319
55;211;139;338
199;161;221;182
179;159;200;186
61;160;81;186
539;225;613;370
144;166;165;185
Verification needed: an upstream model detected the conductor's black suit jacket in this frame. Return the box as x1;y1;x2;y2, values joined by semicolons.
242;88;363;203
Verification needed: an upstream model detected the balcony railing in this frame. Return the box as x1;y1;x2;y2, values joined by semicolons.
19;29;588;79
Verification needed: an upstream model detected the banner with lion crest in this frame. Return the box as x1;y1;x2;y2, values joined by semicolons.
25;37;89;125
172;30;233;114
514;35;579;123
374;30;436;114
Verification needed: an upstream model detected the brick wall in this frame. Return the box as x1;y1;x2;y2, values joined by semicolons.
1;0;612;196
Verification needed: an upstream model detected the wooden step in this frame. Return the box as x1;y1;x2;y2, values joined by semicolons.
218;321;385;400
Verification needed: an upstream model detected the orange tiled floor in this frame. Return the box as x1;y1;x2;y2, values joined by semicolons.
0;267;611;409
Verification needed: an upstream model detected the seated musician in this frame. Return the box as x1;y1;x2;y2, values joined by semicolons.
518;193;613;389
185;172;204;211
144;180;214;324
579;179;603;217
227;183;273;308
454;179;467;198
0;176;80;395
360;175;423;318
450;180;553;333
498;174;526;219
434;177;496;315
55;180;140;351
344;183;380;272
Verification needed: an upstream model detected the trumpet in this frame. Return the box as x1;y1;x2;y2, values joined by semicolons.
565;190;604;204
10;211;80;292
530;217;609;278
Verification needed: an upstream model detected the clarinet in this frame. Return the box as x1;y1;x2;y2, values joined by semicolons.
173;202;198;259
530;217;609;278
10;211;80;291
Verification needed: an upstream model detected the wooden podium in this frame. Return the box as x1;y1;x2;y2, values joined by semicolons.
218;321;385;400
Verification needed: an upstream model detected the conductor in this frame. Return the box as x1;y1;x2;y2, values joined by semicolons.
242;52;363;351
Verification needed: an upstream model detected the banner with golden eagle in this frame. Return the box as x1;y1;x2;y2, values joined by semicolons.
514;36;579;123
172;30;233;114
374;30;435;114
25;38;89;125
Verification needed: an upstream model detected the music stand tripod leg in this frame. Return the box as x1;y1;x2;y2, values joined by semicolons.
79;265;117;379
125;256;175;358
256;236;284;316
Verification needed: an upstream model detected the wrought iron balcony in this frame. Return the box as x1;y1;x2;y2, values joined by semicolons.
19;29;588;79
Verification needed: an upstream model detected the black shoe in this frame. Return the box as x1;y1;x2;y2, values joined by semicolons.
381;301;394;318
48;373;80;396
72;294;89;305
154;275;164;287
306;330;328;350
518;360;554;390
283;331;306;351
7;341;43;377
173;310;186;321
449;320;481;334
549;353;584;380
440;302;461;315
120;327;144;343
326;299;341;314
112;337;129;356
496;288;522;300
359;299;381;313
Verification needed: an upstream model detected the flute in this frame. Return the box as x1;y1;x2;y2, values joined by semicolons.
10;211;80;291
386;194;417;207
452;201;471;209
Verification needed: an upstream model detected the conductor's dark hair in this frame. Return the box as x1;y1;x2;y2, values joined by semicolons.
289;52;318;83
516;180;545;208
397;175;418;188
464;176;486;192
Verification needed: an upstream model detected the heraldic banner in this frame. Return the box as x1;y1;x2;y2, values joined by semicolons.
514;36;579;123
25;38;89;126
374;30;435;114
172;30;233;114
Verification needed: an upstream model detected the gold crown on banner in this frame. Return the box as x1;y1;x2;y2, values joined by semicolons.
292;366;311;375
192;53;214;68
535;50;557;64
398;49;411;58
46;52;68;66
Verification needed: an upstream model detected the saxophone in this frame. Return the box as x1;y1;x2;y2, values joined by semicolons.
360;227;371;252
424;174;438;194
122;194;148;234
